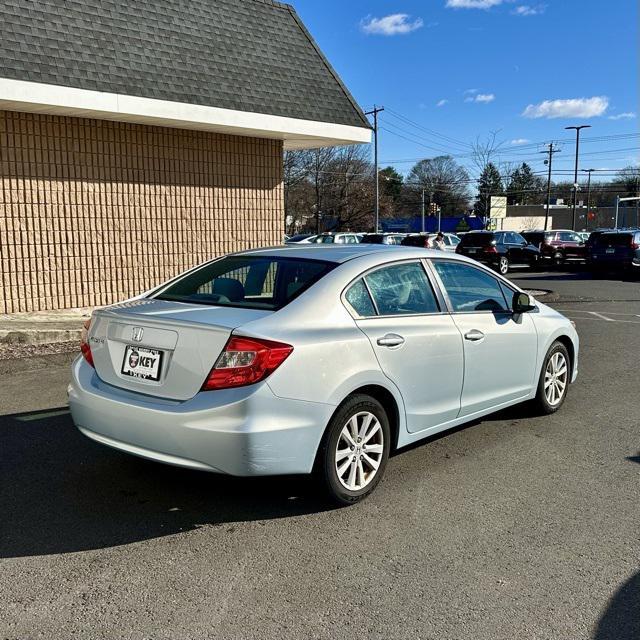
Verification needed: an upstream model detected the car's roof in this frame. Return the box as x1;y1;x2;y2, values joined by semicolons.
237;244;450;264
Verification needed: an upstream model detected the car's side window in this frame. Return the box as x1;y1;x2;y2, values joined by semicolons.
345;279;376;317
512;233;526;244
364;262;439;316
432;261;509;313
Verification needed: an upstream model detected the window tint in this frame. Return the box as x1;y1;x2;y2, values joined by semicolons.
433;261;509;312
365;262;439;316
460;233;495;246
511;233;526;244
155;256;335;310
499;282;515;309
345;279;376;316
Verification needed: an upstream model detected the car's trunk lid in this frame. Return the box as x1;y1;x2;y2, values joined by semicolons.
89;299;273;400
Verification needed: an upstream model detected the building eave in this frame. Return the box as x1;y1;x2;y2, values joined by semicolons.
0;78;371;150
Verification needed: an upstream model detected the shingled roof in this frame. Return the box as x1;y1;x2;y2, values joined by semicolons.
0;0;370;134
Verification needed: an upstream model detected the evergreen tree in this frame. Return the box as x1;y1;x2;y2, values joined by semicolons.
474;163;503;216
507;163;544;204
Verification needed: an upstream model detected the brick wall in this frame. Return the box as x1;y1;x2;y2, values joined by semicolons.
0;111;284;313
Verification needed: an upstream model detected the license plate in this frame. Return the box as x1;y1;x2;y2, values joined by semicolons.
606;248;615;254
121;345;163;381
468;248;477;254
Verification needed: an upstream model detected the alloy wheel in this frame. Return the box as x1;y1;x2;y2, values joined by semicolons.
335;412;384;491
544;351;568;406
499;257;509;275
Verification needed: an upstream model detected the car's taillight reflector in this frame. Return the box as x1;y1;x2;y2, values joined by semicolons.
202;336;293;391
80;318;94;367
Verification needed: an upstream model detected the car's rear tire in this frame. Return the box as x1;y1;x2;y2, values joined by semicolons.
497;256;509;275
553;251;565;267
316;394;390;505
532;341;570;414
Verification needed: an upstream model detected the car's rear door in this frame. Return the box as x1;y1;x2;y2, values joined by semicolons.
345;260;464;433
429;259;539;417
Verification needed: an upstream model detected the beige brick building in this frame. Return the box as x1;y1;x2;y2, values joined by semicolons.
0;0;370;313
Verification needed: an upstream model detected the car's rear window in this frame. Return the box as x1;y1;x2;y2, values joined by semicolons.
459;233;495;246
154;256;336;310
595;233;635;247
360;235;384;244
522;232;546;245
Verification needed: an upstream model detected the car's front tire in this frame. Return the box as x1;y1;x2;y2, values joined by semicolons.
316;394;390;505
532;341;570;414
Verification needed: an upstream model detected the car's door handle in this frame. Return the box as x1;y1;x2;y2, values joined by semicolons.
464;330;485;342
377;334;405;347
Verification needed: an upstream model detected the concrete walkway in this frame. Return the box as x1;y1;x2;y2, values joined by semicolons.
0;307;93;346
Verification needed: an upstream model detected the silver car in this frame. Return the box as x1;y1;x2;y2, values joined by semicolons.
69;246;579;504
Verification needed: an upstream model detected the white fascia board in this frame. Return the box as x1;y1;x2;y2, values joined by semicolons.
0;77;371;149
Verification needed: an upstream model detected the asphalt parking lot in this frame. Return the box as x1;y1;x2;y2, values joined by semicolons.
1;269;638;640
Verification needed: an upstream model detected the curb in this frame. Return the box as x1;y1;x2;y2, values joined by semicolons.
0;328;82;346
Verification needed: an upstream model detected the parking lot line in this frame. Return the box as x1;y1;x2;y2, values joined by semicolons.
588;311;615;322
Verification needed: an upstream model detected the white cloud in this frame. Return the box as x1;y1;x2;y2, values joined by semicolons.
361;14;424;35
513;4;546;16
464;88;479;95
466;93;496;103
511;138;531;145
436;99;448;107
446;0;504;8
522;96;609;119
608;112;636;121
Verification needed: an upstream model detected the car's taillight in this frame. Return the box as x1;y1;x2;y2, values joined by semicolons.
631;242;639;250
202;336;293;391
80;318;94;368
483;244;498;253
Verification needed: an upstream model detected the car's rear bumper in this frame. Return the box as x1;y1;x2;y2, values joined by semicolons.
68;356;333;476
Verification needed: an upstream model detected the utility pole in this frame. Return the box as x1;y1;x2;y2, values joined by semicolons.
582;169;594;230
541;143;560;231
365;105;384;233
565;125;591;231
421;189;426;233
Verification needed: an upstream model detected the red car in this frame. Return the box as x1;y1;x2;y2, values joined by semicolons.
520;230;587;266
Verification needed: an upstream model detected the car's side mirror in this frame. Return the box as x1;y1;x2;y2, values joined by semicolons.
513;291;535;313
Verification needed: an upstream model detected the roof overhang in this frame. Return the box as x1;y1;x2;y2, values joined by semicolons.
0;78;371;150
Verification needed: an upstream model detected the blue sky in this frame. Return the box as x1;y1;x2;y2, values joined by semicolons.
294;0;638;183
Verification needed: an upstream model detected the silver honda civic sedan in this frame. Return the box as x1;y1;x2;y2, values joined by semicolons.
69;245;579;504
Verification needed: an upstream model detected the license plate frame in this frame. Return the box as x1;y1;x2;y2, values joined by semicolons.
121;345;163;381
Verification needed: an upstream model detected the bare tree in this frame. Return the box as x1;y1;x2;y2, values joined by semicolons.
471;130;504;174
405;155;472;215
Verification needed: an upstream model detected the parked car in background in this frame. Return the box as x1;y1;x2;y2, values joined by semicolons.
520;229;587;266
401;233;431;248
285;233;317;244
589;230;640;274
313;233;360;244
401;233;461;251
360;233;406;245
576;232;590;242
429;233;461;252
70;245;579;505
455;231;540;274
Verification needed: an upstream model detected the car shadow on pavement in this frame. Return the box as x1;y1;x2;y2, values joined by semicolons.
593;571;640;639
0;409;334;559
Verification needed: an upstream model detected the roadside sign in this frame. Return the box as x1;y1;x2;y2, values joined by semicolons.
490;196;507;219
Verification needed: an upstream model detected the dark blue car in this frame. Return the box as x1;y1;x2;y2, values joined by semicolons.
589;230;640;274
